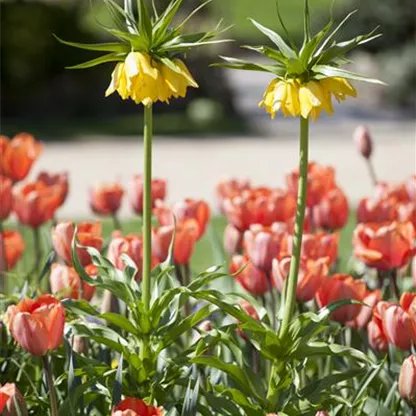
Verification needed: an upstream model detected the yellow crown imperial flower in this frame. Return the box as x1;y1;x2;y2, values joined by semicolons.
216;0;384;121
55;0;229;106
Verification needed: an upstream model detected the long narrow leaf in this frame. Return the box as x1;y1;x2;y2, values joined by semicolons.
54;36;129;53
66;53;124;70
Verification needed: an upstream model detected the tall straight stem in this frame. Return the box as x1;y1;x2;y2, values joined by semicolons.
142;104;153;312
42;356;59;416
279;116;309;338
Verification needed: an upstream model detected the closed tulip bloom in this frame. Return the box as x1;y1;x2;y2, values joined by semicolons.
49;263;96;301
273;256;328;302
224;224;244;255
89;183;124;216
153;219;199;264
107;231;158;279
52;221;103;266
0;176;13;220
283;232;339;267
347;289;381;329
0;383;28;416
313;186;350;231
13;181;61;228
0;133;42;182
316;274;367;323
129;174;166;215
399;355;416;404
216;178;251;213
375;181;411;204
154;199;210;240
6;294;65;356
230;255;270;296
356;197;398;224
37;171;69;208
111;397;163;416
244;223;288;272
353;221;415;271
367;301;390;352
286;162;336;207
353;125;373;159
0;230;25;271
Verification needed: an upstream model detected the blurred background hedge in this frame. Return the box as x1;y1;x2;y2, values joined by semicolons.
1;0;415;139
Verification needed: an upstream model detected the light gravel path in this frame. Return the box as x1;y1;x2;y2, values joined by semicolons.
35;118;415;219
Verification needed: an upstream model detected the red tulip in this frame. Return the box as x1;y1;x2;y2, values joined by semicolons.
49;263;96;301
154;199;210;240
353;125;373;159
315;274;367;323
313;186;349;231
353;221;415;271
405;174;416;202
399;355;416;404
223;224;244;255
52;221;103;267
243;223;288;272
367;301;390;352
89;183;124;216
13;181;61;228
0;383;28;416
107;231;158;279
398;202;416;229
0;230;24;272
0;133;42;182
375;181;411;204
6;294;65;356
153;219;199;265
273;256;328;302
230;255;270;296
347;289;381;329
286;162;336;207
282;232;339;267
216;178;251;213
412;256;416;289
129;174;167;215
0;176;13;220
237;300;260;339
357;197;398;224
112;398;163;416
37;171;69;208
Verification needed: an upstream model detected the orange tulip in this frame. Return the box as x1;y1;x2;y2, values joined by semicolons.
153;219;199;265
282;232;339;267
223;224;244;255
0;383;28;416
313;186;349;231
243;223;288;272
273;256;328;302
0;175;13;220
49;263;96;301
216;177;251;213
0;230;25;271
367;301;390;352
13;181;61;228
6;294;65;356
230;255;270;296
346;289;381;329
0;133;42;182
315;274;367;323
52;221;103;266
399;355;416;405
129;174;167;215
286;162;336;207
112;398;163;416
107;231;158;279
37;171;69;208
89;183;124;216
353;221;415;271
353;125;373;159
154;198;210;240
356;197;398;224
223;188;295;232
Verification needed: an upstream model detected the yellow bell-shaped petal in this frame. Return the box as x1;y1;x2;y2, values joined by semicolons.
283;80;300;117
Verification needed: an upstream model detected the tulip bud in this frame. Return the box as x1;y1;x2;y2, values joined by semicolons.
223;224;243;255
0;383;28;416
353;125;373;159
399;355;416;405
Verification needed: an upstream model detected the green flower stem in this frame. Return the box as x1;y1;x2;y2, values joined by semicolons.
279;116;309;339
142;104;153;313
42;355;59;416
